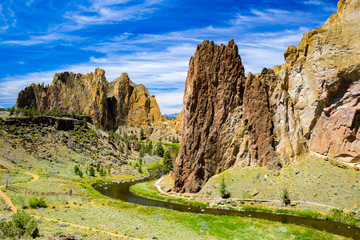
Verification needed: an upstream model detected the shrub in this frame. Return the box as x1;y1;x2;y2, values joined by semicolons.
281;188;291;205
0;210;39;239
29;197;47;209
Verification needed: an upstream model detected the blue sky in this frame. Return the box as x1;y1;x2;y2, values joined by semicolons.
0;0;338;114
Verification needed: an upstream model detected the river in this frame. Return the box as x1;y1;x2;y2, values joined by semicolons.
93;177;360;239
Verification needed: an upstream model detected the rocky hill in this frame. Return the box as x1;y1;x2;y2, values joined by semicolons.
174;0;360;192
16;69;165;129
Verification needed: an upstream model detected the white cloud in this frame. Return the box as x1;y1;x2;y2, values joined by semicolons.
304;1;323;5
233;8;323;26
60;0;164;31
0;33;85;46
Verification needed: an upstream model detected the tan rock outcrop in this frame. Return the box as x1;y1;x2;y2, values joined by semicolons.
16;69;165;129
173;110;183;132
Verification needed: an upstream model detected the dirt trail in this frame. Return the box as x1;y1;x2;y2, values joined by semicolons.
0;184;17;212
0;172;150;240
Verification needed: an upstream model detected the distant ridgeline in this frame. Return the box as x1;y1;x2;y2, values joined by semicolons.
173;0;360;193
15;69;165;130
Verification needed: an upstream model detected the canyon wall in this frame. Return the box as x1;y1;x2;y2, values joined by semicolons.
174;0;360;192
16;69;165;129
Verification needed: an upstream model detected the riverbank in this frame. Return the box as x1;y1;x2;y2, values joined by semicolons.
129;158;360;229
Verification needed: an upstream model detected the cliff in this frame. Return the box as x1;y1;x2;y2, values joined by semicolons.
174;0;360;192
16;69;165;129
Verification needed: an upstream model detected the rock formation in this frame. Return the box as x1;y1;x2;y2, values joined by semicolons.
16;69;165;129
173;110;183;132
174;0;360;192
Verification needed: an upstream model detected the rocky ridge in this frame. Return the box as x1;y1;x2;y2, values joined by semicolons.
174;0;360;192
16;69;165;129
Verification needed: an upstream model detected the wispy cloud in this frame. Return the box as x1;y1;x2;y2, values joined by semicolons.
0;5;14;33
0;33;85;46
60;0;164;31
304;0;323;5
233;8;323;26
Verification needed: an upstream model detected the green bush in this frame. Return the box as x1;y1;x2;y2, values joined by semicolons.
29;197;47;209
0;210;39;239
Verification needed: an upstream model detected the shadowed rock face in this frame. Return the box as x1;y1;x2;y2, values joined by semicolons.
174;0;360;193
16;69;164;129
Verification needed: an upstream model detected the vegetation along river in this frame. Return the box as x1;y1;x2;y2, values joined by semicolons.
93;177;360;239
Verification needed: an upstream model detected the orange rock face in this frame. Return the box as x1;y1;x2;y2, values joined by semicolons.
16;69;165;129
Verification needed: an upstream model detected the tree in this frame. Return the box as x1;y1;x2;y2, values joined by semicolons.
137;158;143;173
96;162;101;172
9;107;15;116
139;145;145;158
163;150;172;173
78;170;83;178
108;165;112;176
74;165;80;175
154;142;164;157
146;141;153;155
281;188;290;205
140;128;145;140
220;176;230;198
89;166;95;177
100;166;106;176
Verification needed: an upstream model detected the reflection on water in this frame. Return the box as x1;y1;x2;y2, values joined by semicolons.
94;178;360;239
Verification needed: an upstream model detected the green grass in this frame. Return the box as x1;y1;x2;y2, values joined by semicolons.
130;180;208;208
163;142;180;149
198;157;360;210
31;201;346;240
